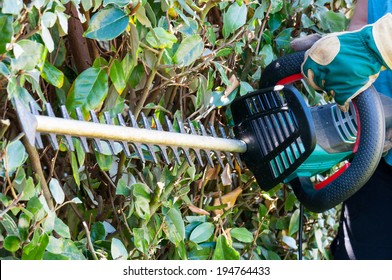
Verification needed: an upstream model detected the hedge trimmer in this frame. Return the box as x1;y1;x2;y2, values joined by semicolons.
14;52;392;213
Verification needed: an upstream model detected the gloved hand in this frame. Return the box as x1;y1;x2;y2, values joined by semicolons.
302;13;392;111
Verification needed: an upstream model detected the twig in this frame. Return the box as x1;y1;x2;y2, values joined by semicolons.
255;2;273;55
133;49;165;118
83;221;99;260
0;191;23;218
22;137;54;210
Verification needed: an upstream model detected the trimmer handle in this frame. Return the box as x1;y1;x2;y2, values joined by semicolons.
260;52;385;212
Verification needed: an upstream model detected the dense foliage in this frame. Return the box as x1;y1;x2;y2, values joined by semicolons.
0;0;353;260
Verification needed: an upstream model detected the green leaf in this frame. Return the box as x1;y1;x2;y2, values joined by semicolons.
282;235;297;249
0;213;19;237
288;209;300;236
212;235;240;260
54;217;71;238
189;222;214;244
43;252;70;260
66;67;109;118
62;239;86;260
213;62;231;86
173;35;204;67
116;178;131;196
275;28;294;52
321;10;348;32
164;207;185;245
134;227;150;254
239;81;253;96
4;236;21;252
259;44;274;68
2;0;23;15
84;6;129;40
223;2;247;38
70;152;80;186
210;88;238;107
103;0;130;7
49;178;65;205
41;61;64;88
231;228;254;243
110;59;126;94
5;140;27;175
22;230;49;260
146;27;177;49
95;152;113;171
270;0;283;14
11;40;45;71
111;238;128;260
0;14;13;54
216;47;233;58
133;183;151;220
91;222;107;242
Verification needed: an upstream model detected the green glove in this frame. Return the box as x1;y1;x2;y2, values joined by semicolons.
301;13;392;111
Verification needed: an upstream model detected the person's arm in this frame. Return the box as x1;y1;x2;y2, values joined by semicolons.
348;0;368;30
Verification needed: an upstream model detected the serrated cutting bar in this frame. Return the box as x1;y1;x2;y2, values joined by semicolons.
15;99;246;168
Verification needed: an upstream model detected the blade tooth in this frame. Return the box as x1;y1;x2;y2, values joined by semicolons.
131;143;146;163
75;108;90;153
208;123;224;168
128;111;146;162
141;112;150;129
199;122;214;167
103;112;117;155
89;110;103;154
44;103;59;150
140;113;158;164
164;116;184;165
60;106;75;152
153;115;171;165
218;124;234;169
116;113;131;157
189;122;204;166
178;120;194;166
129;111;138;127
27;101;44;149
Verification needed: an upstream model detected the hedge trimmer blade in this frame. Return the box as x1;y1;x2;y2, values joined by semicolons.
14;98;246;168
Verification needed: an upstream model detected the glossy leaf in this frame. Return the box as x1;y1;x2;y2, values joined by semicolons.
4;236;20;252
212;235;240;260
111;238;128;260
4;140;27;175
231;228;254;243
134;227;149;254
41;61;64;88
189;222;214;244
66;67;109;118
11;40;45;72
103;0;130;7
54;217;71;238
173;35;204;66
90;222;107;242
84;6;129;40
49;178;65;205
0;14;13;54
22;230;49;260
146;27;177;49
109;59;126;94
223;2;247;38
164;207;185;245
2;0;23;15
289;209;300;236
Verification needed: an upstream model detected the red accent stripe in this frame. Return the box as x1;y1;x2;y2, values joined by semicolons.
276;73;303;85
314;162;350;190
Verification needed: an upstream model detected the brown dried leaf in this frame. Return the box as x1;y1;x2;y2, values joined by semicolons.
221;163;232;186
224;74;240;97
213;187;243;216
188;204;210;216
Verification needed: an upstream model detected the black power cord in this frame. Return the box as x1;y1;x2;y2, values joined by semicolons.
298;203;304;260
